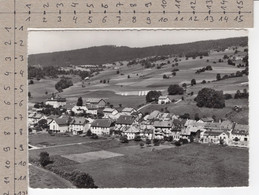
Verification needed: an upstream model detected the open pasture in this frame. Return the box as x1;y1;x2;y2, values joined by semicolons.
62;150;124;163
47;143;248;188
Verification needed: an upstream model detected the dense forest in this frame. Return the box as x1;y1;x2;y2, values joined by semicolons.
28;37;248;67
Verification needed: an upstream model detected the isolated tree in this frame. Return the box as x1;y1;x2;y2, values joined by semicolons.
28;92;32;98
182;83;187;88
191;79;196;86
29;80;34;85
216;73;221;81
168;84;184;95
73;171;98;188
77;97;83;106
201;80;206;84
39;151;51;167
116;70;120;74
195;88;225;108
146;91;162;103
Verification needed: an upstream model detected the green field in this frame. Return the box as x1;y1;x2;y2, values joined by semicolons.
29;135;249;188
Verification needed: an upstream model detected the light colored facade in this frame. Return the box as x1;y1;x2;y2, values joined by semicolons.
49;118;69;133
158;96;171;104
70;117;90;135
90;119;113;136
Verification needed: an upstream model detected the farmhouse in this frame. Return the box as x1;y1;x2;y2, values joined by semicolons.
201;131;229;145
122;125;140;140
28;113;47;126
146;110;161;120
70;117;90;135
85;98;106;109
71;106;88;115
153;120;173;138
158;96;171;104
91;119;113;136
103;108;119;119
115;115;136;133
49;117;69;133
230;124;249;147
46;94;66;108
121;107;137;115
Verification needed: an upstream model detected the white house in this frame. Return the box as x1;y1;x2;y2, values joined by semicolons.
90;119;113;136
70;117;90;135
45;94;66;108
103;108;119;119
121;107;137;115
230;124;249;147
85;98;106;109
71;106;88;115
122;125;140;140
200;130;229;145
49;118;69;133
158;96;171;104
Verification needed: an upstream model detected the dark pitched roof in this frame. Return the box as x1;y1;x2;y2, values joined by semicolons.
71;117;88;125
153;120;173;128
91;119;112;128
86;98;106;104
116;115;135;125
232;124;249;135
55;118;69;126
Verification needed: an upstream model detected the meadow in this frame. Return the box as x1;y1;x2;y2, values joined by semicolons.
28;46;248;109
29;135;249;188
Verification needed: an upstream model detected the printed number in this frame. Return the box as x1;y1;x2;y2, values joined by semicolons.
102;16;107;23
132;16;137;23
3;147;11;152
4;177;10;184
4;131;11;136
116;16;122;24
146;17;151;24
88;16;93;23
4;41;11;46
19;128;23;135
4;101;11;105
5;160;10;169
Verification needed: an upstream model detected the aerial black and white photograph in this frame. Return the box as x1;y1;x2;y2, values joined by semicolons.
27;30;249;188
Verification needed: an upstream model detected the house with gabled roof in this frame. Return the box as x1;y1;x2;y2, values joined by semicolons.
71;106;88;115
121;107;137;115
90;118;114;135
122;125;141;140
153;120;173;138
70;117;90;135
115;115;136;133
46;93;66;108
158;96;171;104
103;108;119;119
85;98;106;109
230;123;249;147
49;117;70;133
201;130;229;145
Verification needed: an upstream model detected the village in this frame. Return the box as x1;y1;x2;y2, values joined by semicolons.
28;93;248;148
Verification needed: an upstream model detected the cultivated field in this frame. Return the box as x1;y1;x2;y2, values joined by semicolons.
29;135;249;188
28;46;248;109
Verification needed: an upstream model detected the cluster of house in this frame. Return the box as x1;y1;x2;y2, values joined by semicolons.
28;95;249;148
